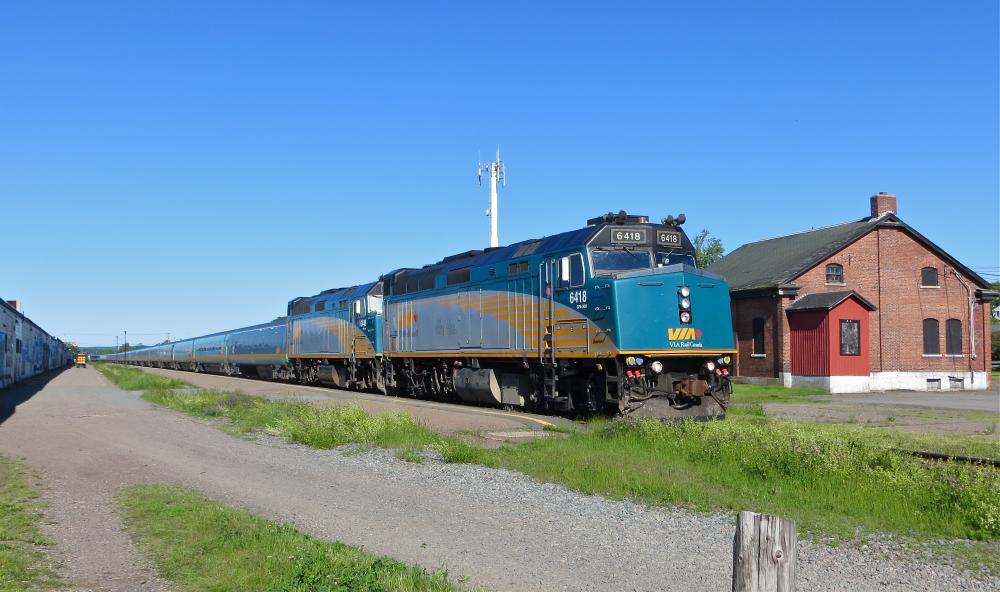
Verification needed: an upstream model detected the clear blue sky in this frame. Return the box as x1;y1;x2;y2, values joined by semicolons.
2;1;997;346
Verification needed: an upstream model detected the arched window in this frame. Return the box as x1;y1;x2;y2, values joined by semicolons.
920;267;939;287
922;319;940;355
945;319;963;355
825;264;844;284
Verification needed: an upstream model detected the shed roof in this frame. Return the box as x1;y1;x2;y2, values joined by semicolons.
785;290;876;312
706;213;991;292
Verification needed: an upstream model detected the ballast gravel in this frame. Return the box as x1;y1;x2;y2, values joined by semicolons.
0;368;995;592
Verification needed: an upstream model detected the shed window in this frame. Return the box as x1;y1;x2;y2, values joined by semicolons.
825;264;844;284
839;319;860;356
447;267;471;285
920;267;939;287
922;319;940;355
751;318;766;356
945;319;963;355
315;301;325;312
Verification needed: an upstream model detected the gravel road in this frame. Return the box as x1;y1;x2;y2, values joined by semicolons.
0;367;996;591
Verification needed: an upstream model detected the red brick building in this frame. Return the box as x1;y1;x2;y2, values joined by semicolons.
708;193;996;392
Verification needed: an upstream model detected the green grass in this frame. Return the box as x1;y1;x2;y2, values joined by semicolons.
0;456;62;591
730;382;829;406
439;419;1000;545
120;485;467;592
94;363;190;390
729;382;999;458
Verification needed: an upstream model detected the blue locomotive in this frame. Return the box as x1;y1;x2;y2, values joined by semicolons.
109;211;736;419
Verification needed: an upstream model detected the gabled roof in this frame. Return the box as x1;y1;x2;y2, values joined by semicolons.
707;213;991;291
786;290;876;312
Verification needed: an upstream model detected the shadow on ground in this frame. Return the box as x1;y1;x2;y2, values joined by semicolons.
0;367;69;426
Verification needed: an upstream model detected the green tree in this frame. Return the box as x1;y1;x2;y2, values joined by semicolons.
693;229;725;268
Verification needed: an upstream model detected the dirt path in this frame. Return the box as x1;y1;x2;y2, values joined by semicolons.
0;367;995;591
0;369;172;592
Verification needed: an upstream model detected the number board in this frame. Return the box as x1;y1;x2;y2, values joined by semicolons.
609;229;646;244
656;231;682;246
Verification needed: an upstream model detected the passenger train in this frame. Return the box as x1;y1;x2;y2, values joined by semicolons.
97;212;736;419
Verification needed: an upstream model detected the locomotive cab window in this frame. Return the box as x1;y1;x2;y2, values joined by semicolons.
314;301;325;312
559;254;585;287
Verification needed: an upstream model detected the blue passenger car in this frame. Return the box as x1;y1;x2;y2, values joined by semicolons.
225;322;287;377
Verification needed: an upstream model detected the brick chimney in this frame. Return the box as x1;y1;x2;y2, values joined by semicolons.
5;300;20;312
870;192;897;218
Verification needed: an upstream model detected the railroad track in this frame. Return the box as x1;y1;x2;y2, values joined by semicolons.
897;448;1000;468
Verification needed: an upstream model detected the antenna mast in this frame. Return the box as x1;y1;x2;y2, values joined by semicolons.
477;146;506;248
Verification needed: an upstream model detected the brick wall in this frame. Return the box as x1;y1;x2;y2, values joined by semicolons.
731;296;782;377
791;226;990;375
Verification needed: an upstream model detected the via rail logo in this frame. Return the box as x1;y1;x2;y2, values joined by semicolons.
667;327;704;348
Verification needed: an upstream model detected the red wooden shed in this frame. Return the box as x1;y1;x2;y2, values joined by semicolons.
786;291;876;392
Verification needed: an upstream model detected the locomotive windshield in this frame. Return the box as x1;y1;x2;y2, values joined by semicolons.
591;248;652;274
655;251;696;267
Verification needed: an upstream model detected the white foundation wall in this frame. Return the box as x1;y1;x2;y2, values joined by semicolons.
787;375;871;393
868;371;991;392
779;371;992;392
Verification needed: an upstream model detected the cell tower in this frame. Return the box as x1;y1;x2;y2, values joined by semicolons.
478;146;506;248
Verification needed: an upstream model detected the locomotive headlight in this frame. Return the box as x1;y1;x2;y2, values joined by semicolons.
650;360;663;374
723;355;732;365
679;298;691;310
705;361;716;372
678;286;690;297
679;311;692;324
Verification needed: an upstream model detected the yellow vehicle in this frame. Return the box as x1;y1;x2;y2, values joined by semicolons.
75;353;87;368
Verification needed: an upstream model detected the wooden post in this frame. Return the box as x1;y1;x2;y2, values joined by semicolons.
732;511;797;592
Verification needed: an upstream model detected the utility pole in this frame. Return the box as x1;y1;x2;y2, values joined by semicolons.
124;330;127;364
478;146;506;248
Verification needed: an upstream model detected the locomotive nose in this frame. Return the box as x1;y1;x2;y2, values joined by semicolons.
612;271;734;354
